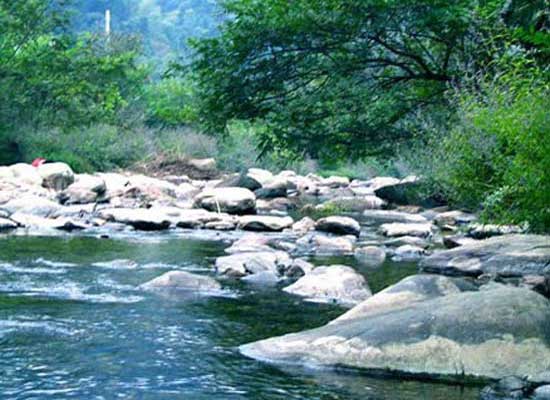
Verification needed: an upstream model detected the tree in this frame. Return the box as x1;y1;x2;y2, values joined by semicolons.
189;0;516;160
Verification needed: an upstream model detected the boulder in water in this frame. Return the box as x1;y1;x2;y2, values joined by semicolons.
37;162;75;191
141;271;221;292
315;216;361;237
240;286;550;381
238;215;294;232
194;187;256;214
283;265;371;307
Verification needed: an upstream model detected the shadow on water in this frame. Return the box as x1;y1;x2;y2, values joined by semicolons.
0;234;480;399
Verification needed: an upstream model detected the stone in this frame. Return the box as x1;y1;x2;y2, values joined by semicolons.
373;175;421;205
96;173;130;199
319;176;350;188
354;246;386;267
241;271;281;285
255;178;288;199
392;245;427;261
73;174;106;194
433;210;476;227
285;259;314;278
534;385;550;400
0;217;17;231
2;195;62;217
291;217;316;234
384;236;430;248
37;162;74;191
194;187;256;214
320;196;386;212
59;186;98;205
333;274;474;323
141;270;222;292
379;222;433;238
126;175;178;201
283;265;371;307
296;233;356;255
420;234;550;278
363;210;428;224
51;217;89;231
97;208;171;231
522;275;550;298
224;234;275;254
240;168;274;191
173;209;236;229
188;158;217;172
0;166;14;180
240;286;550;381
467;224;525;239
238;215;294;232
9;163;43;186
315;216;361;237
442;235;479;249
215;251;291;278
480;376;533;400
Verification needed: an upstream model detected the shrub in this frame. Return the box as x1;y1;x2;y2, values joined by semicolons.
406;65;550;232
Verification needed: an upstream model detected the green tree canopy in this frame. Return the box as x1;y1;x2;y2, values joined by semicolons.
190;0;546;160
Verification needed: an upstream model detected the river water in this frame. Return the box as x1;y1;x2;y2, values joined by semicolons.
0;233;481;399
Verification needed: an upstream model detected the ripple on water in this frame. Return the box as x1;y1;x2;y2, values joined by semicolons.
0;262;68;275
0;317;82;338
0;280;143;304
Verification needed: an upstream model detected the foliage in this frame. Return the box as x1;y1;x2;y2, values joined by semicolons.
144;77;198;126
406;61;549;232
190;0;507;161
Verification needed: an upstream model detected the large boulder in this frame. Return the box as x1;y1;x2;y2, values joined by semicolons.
315;216;361;237
60;174;106;204
239;168;274;191
240;286;550;381
379;222;434;238
194;187;256;214
97;208;171;231
255;178;289;199
37;162;74;191
141;270;221;292
215;251;291;278
373;175;421;205
320;196;386;212
9;163;43;186
2;195;62;217
333;274;473;323
420;234;550;278
283;265;371;307
238;215;294;232
172;208;236;229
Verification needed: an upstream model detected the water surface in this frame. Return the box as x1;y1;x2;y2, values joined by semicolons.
0;234;480;399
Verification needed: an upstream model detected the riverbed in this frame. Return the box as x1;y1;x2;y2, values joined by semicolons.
0;233;481;399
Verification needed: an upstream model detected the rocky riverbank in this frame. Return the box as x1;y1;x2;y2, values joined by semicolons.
1;159;549;396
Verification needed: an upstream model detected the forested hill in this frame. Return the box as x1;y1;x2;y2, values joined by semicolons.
72;0;221;62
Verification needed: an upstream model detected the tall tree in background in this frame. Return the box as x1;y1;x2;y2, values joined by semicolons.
190;0;546;160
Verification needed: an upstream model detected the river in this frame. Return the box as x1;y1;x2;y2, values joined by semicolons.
0;233;481;399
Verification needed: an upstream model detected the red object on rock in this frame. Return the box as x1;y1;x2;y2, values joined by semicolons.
31;158;46;167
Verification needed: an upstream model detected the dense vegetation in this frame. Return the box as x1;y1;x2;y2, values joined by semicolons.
0;0;548;231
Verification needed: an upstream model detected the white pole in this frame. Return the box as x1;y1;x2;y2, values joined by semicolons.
105;9;111;36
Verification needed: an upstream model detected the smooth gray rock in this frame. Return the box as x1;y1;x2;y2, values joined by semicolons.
240;286;550;381
97;208;171;231
255;178;288;199
391;245;427;261
238;215;294;232
141;271;221;292
333;274;474;323
420;234;550;278
2;195;62;217
215;251;291;278
354;246;386;267
467;224;525;239
283;265;371;307
363;210;428;224
315;216;361;237
373;175;420;205
38;162;74;191
534;385;550;400
296;233;356;255
194;187;256;214
379;222;434;238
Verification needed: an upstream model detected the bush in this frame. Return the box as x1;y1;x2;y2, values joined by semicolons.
406;66;550;232
17;124;149;173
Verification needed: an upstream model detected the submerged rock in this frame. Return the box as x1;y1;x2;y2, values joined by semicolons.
283;265;371;307
141;271;221;292
420;234;550;278
315;216;361;237
354;246;386;267
0;217;17;231
240;286;550;381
